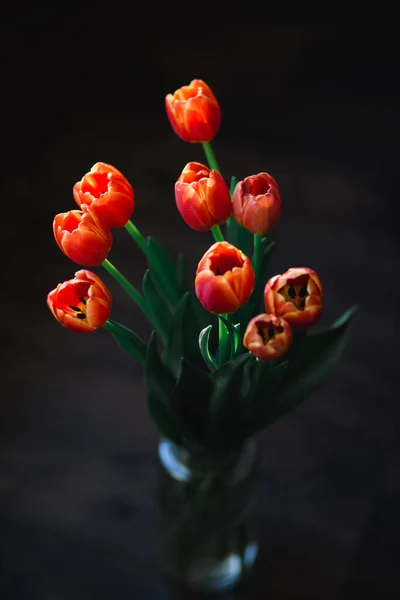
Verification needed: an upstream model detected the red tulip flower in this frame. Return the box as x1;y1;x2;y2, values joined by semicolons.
243;313;292;362
165;79;221;143
232;172;282;235
73;162;134;228
195;241;255;314
175;162;232;231
47;270;112;333
264;267;323;329
53;210;112;267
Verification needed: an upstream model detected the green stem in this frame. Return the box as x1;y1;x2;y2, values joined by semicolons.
217;313;230;364
252;234;263;280
202;142;221;173
124;219;147;254
102;258;150;318
211;225;225;243
229;175;237;197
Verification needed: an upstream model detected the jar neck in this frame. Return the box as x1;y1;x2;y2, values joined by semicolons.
158;437;258;482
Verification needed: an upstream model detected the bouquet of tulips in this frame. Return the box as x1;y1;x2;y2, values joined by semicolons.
47;79;357;455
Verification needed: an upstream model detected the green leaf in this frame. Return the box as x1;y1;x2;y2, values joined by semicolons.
240;354;259;399
175;252;211;333
162;292;205;378
144;332;181;444
199;325;218;371
169;358;212;448
250;305;359;431
145;331;176;401
207;352;253;448
108;319;147;365
142;270;170;343
146;236;181;305
262;360;289;395
146;392;182;445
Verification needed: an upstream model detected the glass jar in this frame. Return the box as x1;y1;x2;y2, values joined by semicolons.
156;436;259;593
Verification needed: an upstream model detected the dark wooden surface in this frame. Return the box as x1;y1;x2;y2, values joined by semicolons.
1;21;399;599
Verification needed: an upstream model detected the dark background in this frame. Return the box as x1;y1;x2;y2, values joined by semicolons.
1;18;399;599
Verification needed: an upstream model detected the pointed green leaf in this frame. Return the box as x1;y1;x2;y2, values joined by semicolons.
144;332;182;444
146;392;182;445
250;305;358;430
162;292;205;377
238;358;287;413
145;331;176;401
142;269;170;343
199;325;218;371
239;354;259;399
249;238;278;325
208;353;253;447
262;360;289;394
146;236;181;305
287;305;359;381
169;358;212;448
107;319;147;365
175;252;211;332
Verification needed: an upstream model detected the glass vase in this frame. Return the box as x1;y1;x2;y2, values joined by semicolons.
156;436;260;593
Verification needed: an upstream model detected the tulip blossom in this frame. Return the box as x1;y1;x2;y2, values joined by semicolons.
47;270;112;333
165;79;221;143
264;267;323;329
243;313;292;362
53;210;112;266
195;241;255;314
174;162;232;231
232;172;282;236
73;162;134;228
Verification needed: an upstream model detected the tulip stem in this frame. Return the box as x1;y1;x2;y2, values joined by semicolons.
252;234;263;280
211;225;225;243
202;142;221;173
124;220;148;254
217;313;230;364
101;258;150;319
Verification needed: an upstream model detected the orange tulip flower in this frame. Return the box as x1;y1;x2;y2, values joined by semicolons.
264;267;323;329
243;313;292;362
47;270;112;333
53;210;112;266
174;162;232;231
195;241;255;314
165;79;221;143
232;172;282;235
73;162;134;228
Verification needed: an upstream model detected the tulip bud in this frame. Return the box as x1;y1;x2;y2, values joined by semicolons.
243;313;292;361
165;79;221;143
47;270;112;333
232;172;282;236
195;241;255;314
73;162;134;228
53;210;112;267
264;267;323;329
174;162;232;231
